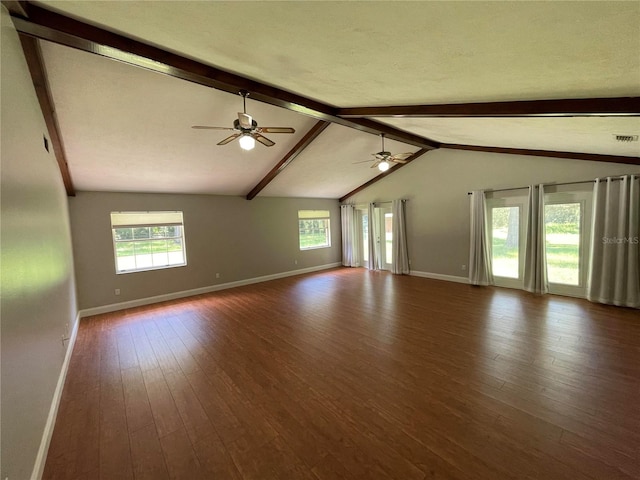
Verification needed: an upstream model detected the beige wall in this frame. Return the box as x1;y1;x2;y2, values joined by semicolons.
0;7;78;479
68;192;341;310
347;147;636;278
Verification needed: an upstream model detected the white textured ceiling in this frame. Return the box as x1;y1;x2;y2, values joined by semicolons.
37;1;640;106
30;1;640;198
261;124;419;198
41;41;323;195
376;117;640;157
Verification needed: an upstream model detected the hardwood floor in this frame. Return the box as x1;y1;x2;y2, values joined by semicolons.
43;268;640;479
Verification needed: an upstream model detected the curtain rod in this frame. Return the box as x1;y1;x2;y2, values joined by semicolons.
467;173;639;195
343;199;407;206
373;199;406;205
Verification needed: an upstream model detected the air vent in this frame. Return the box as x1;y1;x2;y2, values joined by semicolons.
613;135;638;142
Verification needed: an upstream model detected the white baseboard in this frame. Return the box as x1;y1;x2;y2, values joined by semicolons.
410;270;469;284
31;311;81;480
79;262;342;318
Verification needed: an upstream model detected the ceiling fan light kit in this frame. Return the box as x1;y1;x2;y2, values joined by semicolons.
239;134;256;150
192;90;295;149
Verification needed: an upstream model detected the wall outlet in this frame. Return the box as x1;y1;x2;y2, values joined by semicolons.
216;273;220;278
294;259;298;265
461;265;467;271
115;288;120;295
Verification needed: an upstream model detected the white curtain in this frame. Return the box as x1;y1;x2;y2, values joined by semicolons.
367;203;379;270
587;175;640;308
340;204;358;267
523;184;548;294
468;191;494;286
391;199;410;274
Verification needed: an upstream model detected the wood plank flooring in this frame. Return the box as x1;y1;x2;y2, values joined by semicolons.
43;268;640;479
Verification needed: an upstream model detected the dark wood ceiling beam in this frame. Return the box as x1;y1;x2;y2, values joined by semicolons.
2;0;28;17
339;149;431;202
340;145;639;201
11;4;439;150
442;144;640;165
18;34;75;195
246;121;331;200
338;97;640;118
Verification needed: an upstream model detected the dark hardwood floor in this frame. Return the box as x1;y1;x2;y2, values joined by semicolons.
43;268;640;479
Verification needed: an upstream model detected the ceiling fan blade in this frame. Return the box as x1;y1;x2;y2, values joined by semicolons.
259;127;296;134
352;159;375;164
392;159;408;164
392;153;414;160
217;133;241;145
238;112;253;129
254;133;275;147
370;160;381;169
192;126;235;130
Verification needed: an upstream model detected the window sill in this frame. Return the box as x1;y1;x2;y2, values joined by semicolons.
116;263;187;275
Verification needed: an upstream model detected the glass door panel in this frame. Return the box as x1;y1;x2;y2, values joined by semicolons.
544;203;581;286
362;212;369;267
491;206;520;279
384;212;393;269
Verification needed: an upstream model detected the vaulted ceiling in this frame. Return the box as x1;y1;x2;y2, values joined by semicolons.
7;1;640;200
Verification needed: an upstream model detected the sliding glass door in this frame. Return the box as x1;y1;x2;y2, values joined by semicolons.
485;189;592;297
356;206;393;271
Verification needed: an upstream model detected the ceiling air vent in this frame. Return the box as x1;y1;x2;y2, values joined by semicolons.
613;134;638;142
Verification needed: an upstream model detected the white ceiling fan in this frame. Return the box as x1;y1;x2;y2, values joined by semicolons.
192;90;295;150
354;133;413;171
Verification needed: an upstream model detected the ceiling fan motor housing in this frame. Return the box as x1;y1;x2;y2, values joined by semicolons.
233;118;258;133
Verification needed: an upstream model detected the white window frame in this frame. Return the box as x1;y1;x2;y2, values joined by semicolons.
110;211;187;274
298;210;331;250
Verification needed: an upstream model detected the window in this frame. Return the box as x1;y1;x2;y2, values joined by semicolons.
110;211;187;273
298;210;331;250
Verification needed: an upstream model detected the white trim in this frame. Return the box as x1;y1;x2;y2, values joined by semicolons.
79;262;342;318
410;270;470;284
31;311;81;480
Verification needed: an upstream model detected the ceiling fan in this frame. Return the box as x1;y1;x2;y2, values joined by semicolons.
192;90;295;150
354;134;414;171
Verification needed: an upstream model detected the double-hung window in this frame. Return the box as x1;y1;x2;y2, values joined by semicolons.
298;210;331;250
110;211;187;274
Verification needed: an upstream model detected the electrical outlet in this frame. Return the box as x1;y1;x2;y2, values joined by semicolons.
115;288;120;295
294;259;298;265
461;265;467;271
216;273;220;278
